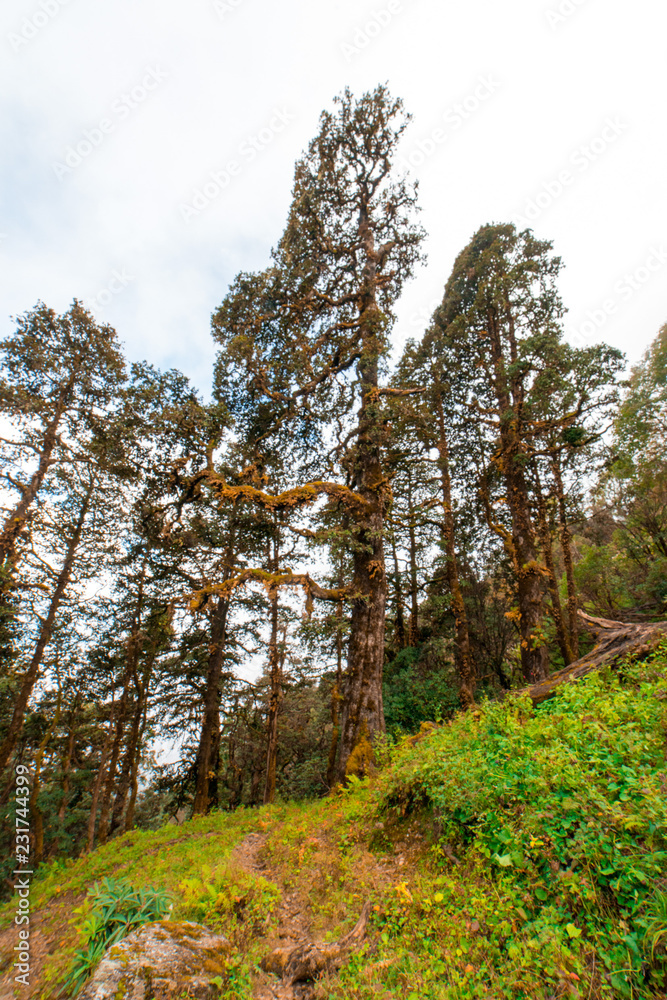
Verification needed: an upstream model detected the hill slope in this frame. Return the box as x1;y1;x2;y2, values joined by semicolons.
2;647;667;999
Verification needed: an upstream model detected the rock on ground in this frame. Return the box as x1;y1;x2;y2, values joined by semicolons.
78;919;230;1000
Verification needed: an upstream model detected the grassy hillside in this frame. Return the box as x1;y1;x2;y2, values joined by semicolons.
2;647;667;999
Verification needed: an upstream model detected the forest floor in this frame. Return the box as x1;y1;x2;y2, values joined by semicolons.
2;646;667;999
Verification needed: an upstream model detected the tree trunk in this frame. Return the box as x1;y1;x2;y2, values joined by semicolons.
533;467;573;665
29;686;61;865
389;531;407;650
407;473;419;647
0;483;93;774
96;664;133;846
58;700;78;823
435;404;475;706
110;639;157;836
123;689;151;834
109;697;142;835
226;727;243;809
337;209;387;779
508;467;548;682
551;456;580;659
192;596;230;815
336;511;387;781
263;582;281;805
486;307;548;683
85;708;116;853
326;595;345;789
524;611;667;704
0;391;71;571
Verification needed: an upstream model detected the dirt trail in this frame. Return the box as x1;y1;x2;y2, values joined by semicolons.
231;832;316;999
230;821;416;1000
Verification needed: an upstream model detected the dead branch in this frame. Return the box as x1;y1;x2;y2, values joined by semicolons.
523;610;667;705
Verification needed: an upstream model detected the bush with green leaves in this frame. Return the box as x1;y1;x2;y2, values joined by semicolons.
60;876;171;996
384;646;460;736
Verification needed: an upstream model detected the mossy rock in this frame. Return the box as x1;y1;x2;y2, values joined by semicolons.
79;920;231;1000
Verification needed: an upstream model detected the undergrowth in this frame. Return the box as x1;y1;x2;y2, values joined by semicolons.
58;878;171;996
373;649;667;998
2;647;667;999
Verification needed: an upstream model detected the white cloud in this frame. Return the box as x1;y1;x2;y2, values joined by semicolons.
0;0;665;395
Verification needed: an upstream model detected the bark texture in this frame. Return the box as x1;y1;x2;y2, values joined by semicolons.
551;457;580;659
534;468;573;665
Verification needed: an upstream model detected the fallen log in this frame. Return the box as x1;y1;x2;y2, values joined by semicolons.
524;610;667;705
260;901;371;987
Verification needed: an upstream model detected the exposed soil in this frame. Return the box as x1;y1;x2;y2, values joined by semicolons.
0;890;84;1000
230;822;417;1000
231;832;316;999
0;812;424;1000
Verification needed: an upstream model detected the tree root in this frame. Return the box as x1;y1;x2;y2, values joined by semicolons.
523;610;667;705
260;901;371;987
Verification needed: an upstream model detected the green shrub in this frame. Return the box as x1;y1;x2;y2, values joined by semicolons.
384;646;460;735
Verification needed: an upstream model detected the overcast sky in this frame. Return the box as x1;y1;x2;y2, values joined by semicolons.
1;0;665;394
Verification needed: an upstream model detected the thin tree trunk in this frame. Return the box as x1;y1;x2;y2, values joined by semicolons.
0;483;93;774
57;706;77;823
96;659;135;846
110;640;158;835
108;695;143;835
0;390;72;570
250;764;263;805
389;531;407;649
435;410;475;706
30;685;62;865
407;473;419;647
551;456;580;659
326;596;345;789
263;580;281;805
534;467;573;665
99;568;152;841
192;596;230;815
122;697;148;834
85;708;116;853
